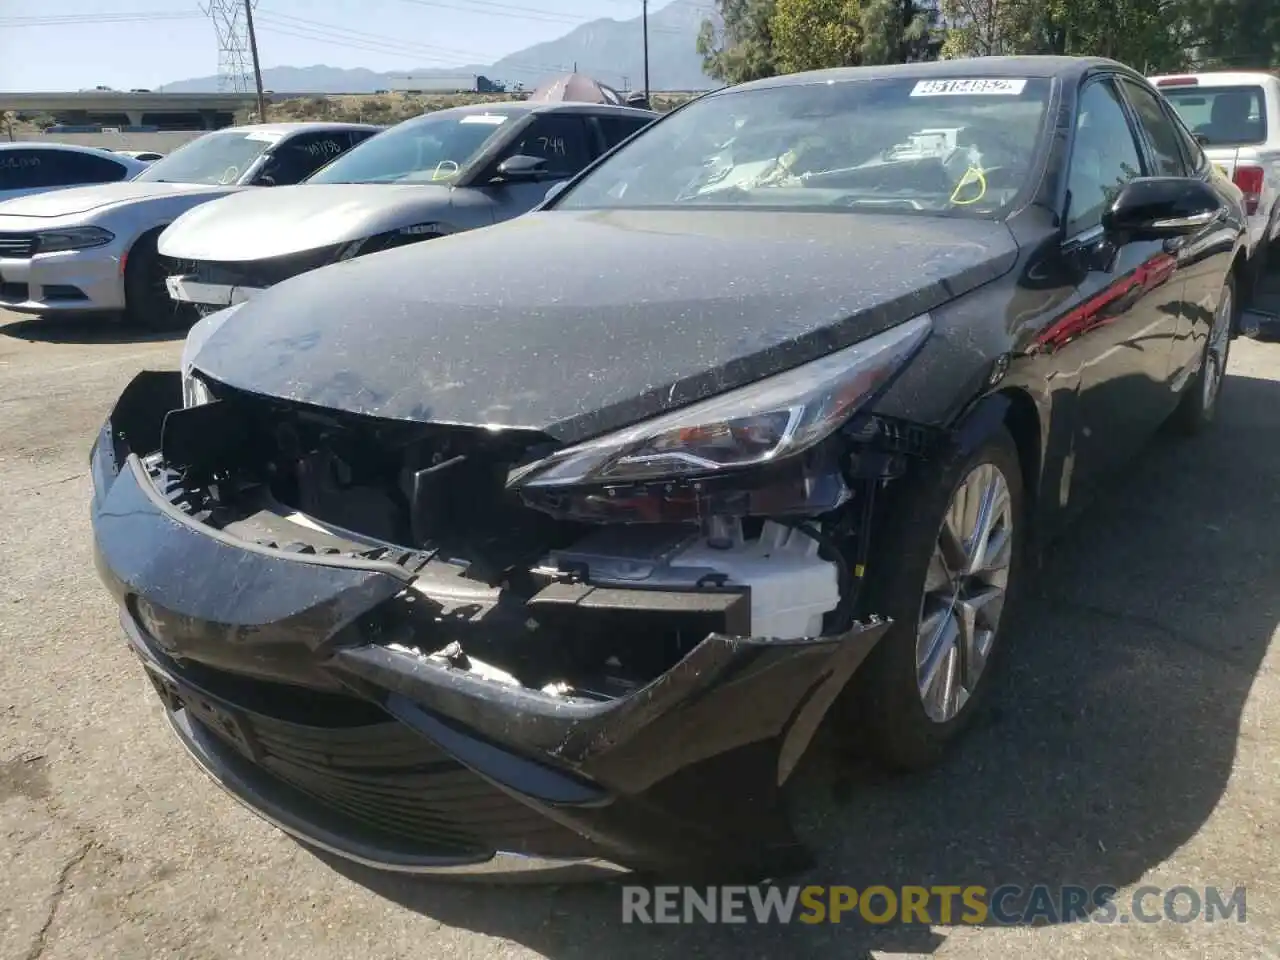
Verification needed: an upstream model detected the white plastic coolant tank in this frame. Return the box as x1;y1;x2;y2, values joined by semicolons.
672;521;840;639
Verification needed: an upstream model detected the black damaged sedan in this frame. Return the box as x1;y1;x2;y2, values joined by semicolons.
91;57;1247;880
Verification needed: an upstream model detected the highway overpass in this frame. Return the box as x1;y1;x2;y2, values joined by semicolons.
0;91;260;130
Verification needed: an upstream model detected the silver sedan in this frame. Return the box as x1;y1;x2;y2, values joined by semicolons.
0;122;379;328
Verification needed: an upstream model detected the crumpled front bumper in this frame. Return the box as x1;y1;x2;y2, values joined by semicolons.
90;371;890;881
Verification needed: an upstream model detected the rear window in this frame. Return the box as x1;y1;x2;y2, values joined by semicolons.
1160;85;1268;147
0;150;47;189
0;149;128;189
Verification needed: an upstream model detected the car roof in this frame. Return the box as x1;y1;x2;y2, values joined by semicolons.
727;55;1137;94
526;101;660;118
417;100;657;120
218;121;383;135
0;140;143;159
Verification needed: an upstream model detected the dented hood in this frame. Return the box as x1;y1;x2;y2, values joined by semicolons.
191;208;1018;444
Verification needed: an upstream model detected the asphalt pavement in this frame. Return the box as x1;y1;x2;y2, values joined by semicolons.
1;303;1278;960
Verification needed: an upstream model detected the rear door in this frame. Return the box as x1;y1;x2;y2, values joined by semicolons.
1121;77;1237;375
1053;76;1184;492
592;114;656;158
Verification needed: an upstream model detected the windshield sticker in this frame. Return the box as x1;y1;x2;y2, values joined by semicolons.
910;78;1028;97
460;114;508;125
245;130;283;142
296;138;344;158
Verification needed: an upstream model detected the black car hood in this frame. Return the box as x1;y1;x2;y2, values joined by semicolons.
192;208;1018;444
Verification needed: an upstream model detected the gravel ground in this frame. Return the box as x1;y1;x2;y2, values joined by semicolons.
1;305;1278;960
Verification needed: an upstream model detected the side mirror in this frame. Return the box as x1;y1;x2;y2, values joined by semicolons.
256;174;277;187
543;181;568;204
1101;177;1223;240
495;154;548;182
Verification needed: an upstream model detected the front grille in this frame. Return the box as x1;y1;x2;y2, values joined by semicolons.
162;245;341;290
245;717;593;855
0;234;36;259
147;657;599;859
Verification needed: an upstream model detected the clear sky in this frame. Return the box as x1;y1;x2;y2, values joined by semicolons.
0;0;663;91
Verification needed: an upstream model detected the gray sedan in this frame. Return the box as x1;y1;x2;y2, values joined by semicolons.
157;102;657;314
0;122;379;327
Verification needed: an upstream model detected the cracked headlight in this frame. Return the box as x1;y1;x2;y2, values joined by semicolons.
34;226;114;253
513;314;933;489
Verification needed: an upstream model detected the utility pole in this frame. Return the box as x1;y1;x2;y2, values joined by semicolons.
243;0;268;123
642;0;650;103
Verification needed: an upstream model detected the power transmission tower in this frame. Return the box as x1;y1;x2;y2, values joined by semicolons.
201;0;255;93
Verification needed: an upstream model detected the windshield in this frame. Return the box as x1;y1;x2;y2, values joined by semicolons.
1160;85;1268;147
133;131;279;185
307;110;518;184
556;76;1052;217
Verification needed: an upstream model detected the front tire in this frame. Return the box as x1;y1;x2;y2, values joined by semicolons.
1171;273;1234;435
851;426;1026;771
123;232;191;331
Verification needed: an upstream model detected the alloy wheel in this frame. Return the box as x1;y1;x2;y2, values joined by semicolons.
1202;283;1232;412
915;462;1014;723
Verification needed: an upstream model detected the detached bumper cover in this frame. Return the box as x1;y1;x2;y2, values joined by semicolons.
91;371;890;880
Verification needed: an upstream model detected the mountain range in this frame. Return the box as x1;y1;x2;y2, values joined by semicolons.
162;0;717;94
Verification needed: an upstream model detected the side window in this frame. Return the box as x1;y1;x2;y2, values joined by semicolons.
596;116;654;152
1118;79;1188;177
56;151;131;185
1066;80;1146;235
259;132;350;184
0;149;47;189
505;115;592;177
1163;101;1210;174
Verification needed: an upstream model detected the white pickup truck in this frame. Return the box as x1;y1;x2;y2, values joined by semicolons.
1150;71;1280;291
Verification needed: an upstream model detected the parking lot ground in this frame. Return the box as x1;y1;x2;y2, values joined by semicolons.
2;306;1280;960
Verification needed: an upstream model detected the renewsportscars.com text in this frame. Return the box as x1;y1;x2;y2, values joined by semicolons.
621;885;1247;925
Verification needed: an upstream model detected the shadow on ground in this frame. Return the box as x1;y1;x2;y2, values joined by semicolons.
0;315;185;345
305;366;1280;957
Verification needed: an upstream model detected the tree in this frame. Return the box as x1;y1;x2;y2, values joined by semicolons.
1047;0;1191;71
860;0;940;63
1181;0;1280;70
937;0;1191;69
697;0;779;84
938;0;1044;58
771;0;864;72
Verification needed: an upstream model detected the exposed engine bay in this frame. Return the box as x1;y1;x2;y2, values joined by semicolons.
150;373;939;704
